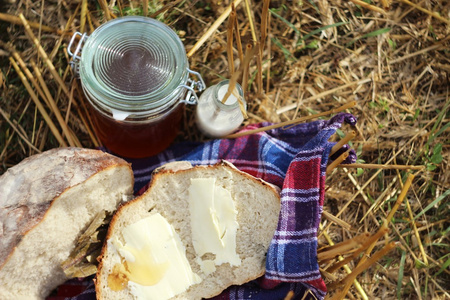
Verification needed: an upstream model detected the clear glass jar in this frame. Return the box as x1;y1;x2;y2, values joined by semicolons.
195;80;246;137
68;16;204;158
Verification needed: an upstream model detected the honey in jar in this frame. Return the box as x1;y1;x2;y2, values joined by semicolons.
69;16;204;158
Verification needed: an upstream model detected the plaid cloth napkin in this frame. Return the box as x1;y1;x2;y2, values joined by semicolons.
56;112;356;300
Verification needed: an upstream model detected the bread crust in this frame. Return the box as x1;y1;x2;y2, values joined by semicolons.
0;147;132;270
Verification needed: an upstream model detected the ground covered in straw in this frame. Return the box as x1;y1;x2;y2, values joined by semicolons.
0;0;449;299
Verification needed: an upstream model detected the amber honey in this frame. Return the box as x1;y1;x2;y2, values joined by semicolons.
92;103;184;158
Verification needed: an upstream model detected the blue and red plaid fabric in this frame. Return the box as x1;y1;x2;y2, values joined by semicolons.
56;112;356;300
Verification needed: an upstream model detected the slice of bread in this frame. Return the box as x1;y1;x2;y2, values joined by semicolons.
0;147;134;300
95;161;281;300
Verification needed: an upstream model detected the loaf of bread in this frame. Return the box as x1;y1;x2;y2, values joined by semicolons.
0;147;134;299
95;161;281;300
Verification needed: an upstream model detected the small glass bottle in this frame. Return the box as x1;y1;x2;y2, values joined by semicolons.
68;16;204;158
195;80;246;138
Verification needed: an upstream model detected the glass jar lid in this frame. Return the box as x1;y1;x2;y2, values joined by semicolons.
78;16;188;116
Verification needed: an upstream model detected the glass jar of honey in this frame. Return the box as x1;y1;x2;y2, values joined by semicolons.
68;16;204;158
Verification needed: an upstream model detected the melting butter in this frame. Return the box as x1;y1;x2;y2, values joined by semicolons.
188;177;241;270
108;213;201;299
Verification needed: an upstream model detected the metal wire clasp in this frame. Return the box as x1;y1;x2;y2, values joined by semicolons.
180;68;206;105
67;32;88;76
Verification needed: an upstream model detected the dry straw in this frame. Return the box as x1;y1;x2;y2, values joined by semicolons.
277;79;372;114
226;101;357;139
243;0;257;43
80;0;88;33
319;223;368;299
400;0;450;25
143;0;148;17
326;150;349;175
227;11;236;77
31;61;80;147
187;0;243;58
330;242;397;298
0;108;41;153
348;0;387;15
232;3;244;64
0;12;68;35
329;130;356;157
9;57;67;147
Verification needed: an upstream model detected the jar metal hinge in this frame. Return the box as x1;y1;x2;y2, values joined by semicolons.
180;68;205;105
67;32;88;77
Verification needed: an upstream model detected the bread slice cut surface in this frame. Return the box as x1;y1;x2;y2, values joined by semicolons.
96;160;281;300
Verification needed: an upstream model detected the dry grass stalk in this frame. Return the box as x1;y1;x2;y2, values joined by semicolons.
399;0;450;25
50;3;81;60
319;225;368;299
5;45;49;108
9;57;67;147
232;3;244;64
150;0;184;19
143;0;148;17
0;99;33;159
243;0;257;43
404;195;429;266
318;232;370;262
236;95;248;119
31;61;79;147
241;43;253;93
329;242;397;298
87;10;99;30
383;173;415;228
80;0;88;33
0;12;68;35
0;107;41;153
221;41;258;112
361;178;398;221
339;163;425;170
325;227;389;273
227;11;236;77
389;39;448;64
65;80;75;125
19;14;71;98
265;14;271;94
98;0;114;20
255;41;263;95
348;0;386;15
329;130;356;157
19;11;91;147
321;210;351;230
326;150;349;175
277;79;371;114
226;101;357;139
187;0;243;58
260;0;270;53
284;291;294;300
380;0;390;10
